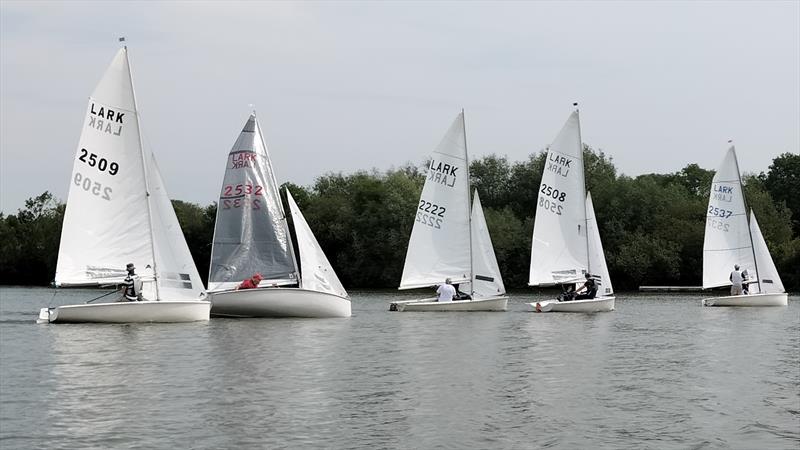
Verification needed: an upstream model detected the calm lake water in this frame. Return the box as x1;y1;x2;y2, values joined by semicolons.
1;287;798;449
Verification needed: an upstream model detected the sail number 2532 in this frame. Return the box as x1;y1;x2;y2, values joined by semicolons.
417;200;446;229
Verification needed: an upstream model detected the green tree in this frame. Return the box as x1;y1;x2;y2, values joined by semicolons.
764;152;800;234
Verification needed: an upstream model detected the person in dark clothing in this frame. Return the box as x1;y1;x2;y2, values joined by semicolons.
452;283;472;300
119;263;143;301
574;273;598;300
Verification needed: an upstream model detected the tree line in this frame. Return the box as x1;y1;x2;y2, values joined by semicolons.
1;150;798;291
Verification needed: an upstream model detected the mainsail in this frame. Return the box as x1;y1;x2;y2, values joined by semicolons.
399;112;472;289
208;114;298;291
702;146;755;289
55;47;203;301
529;110;589;286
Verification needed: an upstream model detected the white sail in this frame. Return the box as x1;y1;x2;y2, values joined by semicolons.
586;192;613;296
749;211;784;294
702;146;755;289
529;110;589;286
399;112;472;289
469;192;506;298
208;114;298;291
55;48;153;287
54;47;203;302
146;155;206;300
286;190;348;298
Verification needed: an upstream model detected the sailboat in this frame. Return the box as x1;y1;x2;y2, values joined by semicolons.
38;45;210;323
528;106;615;313
390;111;507;312
206;114;351;318
701;145;788;307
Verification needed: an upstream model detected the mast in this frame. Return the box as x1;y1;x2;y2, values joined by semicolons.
730;142;760;290
575;102;591;275
123;38;161;300
462;109;474;295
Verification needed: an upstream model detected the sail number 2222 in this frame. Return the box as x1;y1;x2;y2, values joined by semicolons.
417;200;446;229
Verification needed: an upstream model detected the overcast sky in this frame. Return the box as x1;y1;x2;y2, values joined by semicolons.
1;1;798;213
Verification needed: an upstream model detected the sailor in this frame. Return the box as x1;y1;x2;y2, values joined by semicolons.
574;273;598;300
729;264;743;295
436;278;456;302
120;263;143;301
452;283;472;300
741;268;750;295
237;273;263;290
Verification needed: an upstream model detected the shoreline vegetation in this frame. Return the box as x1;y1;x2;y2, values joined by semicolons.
2;149;798;291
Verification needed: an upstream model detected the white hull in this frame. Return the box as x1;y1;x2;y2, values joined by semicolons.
390;296;507;312
529;296;615;313
209;287;351;318
702;292;788;307
38;301;210;323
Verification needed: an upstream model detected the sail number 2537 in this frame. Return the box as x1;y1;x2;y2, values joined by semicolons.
416;200;446;229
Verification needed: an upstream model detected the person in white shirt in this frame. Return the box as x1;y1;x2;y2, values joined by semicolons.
436;278;456;302
729;264;743;296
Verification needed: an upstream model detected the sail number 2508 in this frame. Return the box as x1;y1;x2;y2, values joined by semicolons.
539;183;566;216
417;200;446;229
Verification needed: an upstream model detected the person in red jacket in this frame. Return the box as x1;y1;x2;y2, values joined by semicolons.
237;273;263;290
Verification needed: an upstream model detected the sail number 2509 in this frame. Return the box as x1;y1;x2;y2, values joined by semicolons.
417;200;446;229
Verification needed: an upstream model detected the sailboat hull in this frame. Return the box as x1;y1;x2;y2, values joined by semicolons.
390;296;508;312
701;292;788;307
37;301;211;323
209;287;351;318
529;296;615;313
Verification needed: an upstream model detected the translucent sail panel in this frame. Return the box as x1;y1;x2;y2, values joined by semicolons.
529;110;589;286
146;155;206;301
400;112;472;289
749;211;784;294
586;192;613;296
469;192;506;298
55;48;153;286
286;190;348;298
702;146;754;289
208;114;297;291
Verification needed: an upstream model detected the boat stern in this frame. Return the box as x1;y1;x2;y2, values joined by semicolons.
37;307;53;323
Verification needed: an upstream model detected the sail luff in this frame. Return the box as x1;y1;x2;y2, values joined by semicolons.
462;109;475;295
575;107;591;275
124;46;160;300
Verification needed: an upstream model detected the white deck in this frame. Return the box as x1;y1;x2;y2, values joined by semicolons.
701;292;788;307
390;296;507;312
209;287;351;318
38;300;210;323
528;296;615;313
